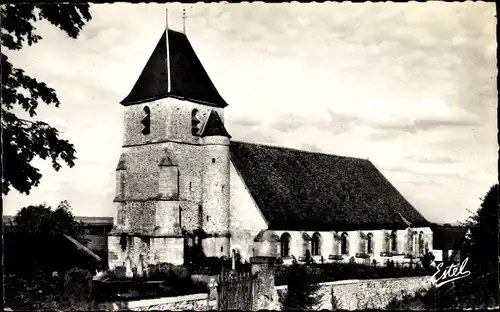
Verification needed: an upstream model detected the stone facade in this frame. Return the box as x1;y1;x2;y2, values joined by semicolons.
95;294;217;311
109;97;231;273
274;276;435;310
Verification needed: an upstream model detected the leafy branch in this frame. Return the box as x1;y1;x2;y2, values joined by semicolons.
1;4;91;195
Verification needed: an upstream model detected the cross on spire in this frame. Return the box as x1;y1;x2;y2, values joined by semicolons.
182;7;186;34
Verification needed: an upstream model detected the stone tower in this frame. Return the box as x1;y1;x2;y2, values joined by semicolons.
108;27;231;274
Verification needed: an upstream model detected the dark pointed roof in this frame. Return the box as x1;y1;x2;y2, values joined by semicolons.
121;29;228;108
230;141;431;232
200;110;231;138
116;153;127;171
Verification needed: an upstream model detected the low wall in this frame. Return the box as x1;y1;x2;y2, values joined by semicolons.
273;276;435;310
95;293;217;311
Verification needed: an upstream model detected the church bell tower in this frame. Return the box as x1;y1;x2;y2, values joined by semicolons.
108;12;231;275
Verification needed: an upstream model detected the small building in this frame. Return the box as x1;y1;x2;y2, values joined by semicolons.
3;215;114;266
4;232;102;275
77;216;114;263
431;224;467;263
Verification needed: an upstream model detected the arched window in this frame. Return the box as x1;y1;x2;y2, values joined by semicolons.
191;109;201;136
367;233;373;254
407;230;414;253
312;233;321;256
359;232;366;253
333;233;341;255
391;230;398;253
341;232;348;255
137;254;145;276
418;231;424;255
280;233;291;257
141;106;151;135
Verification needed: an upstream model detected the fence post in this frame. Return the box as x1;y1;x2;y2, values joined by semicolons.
209;276;217;311
250;256;276;311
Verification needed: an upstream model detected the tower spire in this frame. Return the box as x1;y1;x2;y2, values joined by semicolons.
182;7;186;34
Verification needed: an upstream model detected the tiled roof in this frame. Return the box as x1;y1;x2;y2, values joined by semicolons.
230;141;430;231
75;216;114;225
121;29;228;108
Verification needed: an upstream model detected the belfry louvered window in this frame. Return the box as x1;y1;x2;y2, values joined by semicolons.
191;109;201;135
141;106;151;135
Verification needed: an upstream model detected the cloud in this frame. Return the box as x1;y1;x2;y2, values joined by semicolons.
413;156;457;165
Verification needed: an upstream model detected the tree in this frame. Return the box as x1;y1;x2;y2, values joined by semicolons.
279;262;321;310
461;183;499;306
12;200;86;244
385;184;499;309
1;4;91;195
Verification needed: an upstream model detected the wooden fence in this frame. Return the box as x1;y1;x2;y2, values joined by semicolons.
217;269;254;310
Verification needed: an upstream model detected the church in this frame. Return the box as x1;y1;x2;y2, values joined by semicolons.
107;23;433;275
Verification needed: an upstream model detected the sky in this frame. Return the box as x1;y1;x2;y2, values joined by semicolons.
3;2;497;224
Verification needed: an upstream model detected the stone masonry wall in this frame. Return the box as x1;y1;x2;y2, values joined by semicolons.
273;276;435;310
95;294;217;311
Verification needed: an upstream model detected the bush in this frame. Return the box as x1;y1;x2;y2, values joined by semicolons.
421;251;435;270
63;268;93;310
279;262;320;310
5;267;94;311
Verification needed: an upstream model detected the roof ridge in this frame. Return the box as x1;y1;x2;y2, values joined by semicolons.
231;140;370;162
